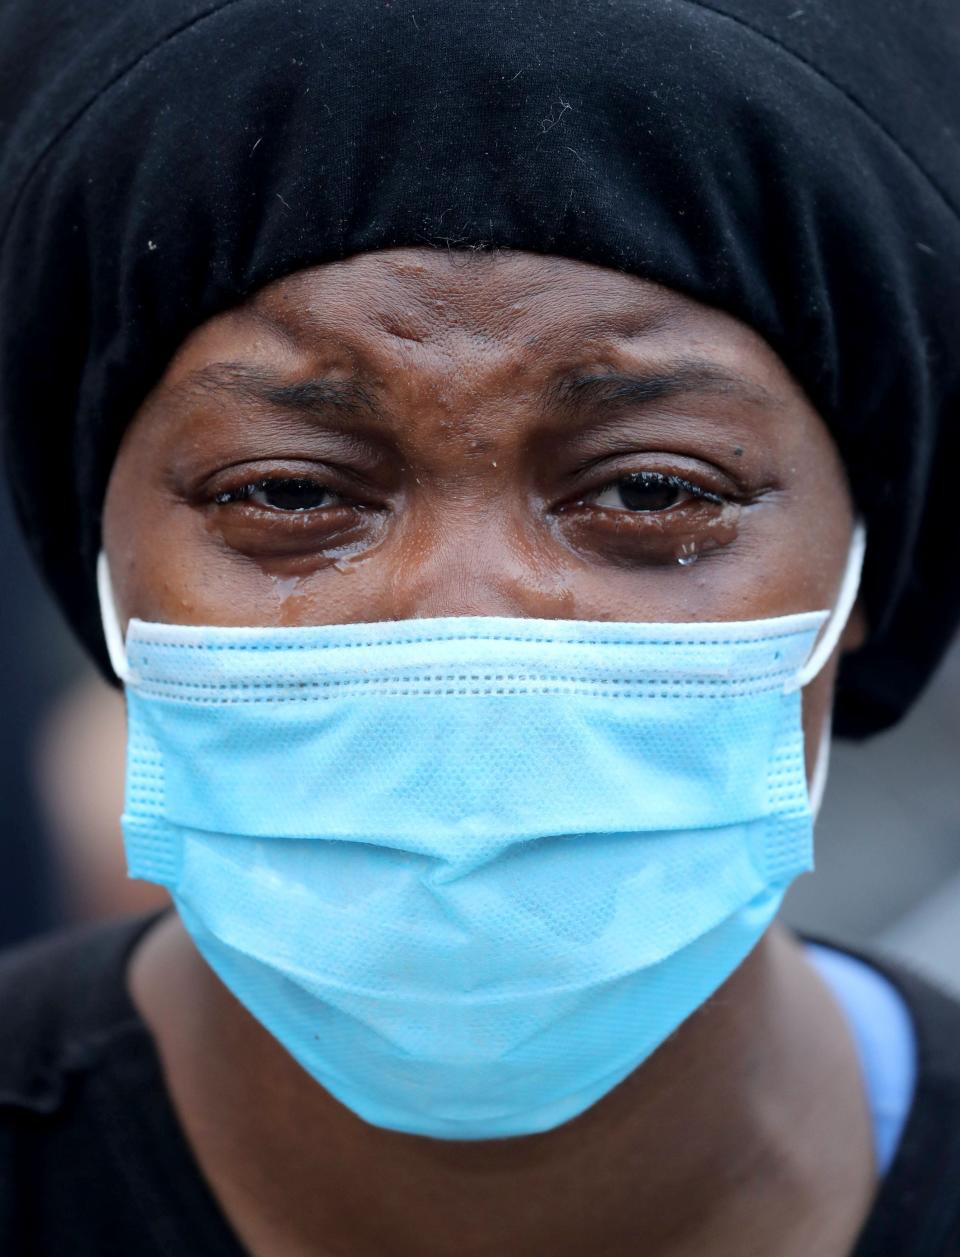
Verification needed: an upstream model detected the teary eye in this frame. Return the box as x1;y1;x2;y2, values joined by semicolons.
215;477;340;511
590;472;722;512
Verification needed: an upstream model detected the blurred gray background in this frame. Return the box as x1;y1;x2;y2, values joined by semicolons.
2;475;958;991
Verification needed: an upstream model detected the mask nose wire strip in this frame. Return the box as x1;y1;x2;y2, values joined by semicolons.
790;521;867;693
97;551;132;685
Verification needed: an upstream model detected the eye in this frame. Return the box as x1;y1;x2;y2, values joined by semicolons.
588;472;722;513
214;477;342;512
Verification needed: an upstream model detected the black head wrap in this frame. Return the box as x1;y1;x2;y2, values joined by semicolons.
1;0;958;735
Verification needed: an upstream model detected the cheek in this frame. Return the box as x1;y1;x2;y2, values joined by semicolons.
103;451;250;628
540;494;852;628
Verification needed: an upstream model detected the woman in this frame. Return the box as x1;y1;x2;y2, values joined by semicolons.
1;1;958;1254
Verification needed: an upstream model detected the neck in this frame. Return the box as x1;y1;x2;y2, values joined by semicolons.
130;917;875;1257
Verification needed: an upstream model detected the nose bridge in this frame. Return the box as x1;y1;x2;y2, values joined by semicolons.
388;505;570;621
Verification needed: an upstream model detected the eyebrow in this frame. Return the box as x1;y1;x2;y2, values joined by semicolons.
182;357;774;423
185;363;377;418
547;362;776;416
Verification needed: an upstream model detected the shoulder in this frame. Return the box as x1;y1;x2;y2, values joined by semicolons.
0;915;180;1255
847;947;960;1255
0;913;160;1113
857;949;960;1086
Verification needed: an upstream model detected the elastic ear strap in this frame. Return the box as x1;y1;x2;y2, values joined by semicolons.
96;552;132;684
794;521;867;690
808;716;832;820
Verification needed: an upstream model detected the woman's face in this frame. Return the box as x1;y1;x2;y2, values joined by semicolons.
103;248;861;768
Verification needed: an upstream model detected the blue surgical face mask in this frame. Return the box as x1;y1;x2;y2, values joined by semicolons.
99;526;865;1140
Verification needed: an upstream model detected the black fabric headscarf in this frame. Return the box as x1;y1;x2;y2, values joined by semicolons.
1;0;958;735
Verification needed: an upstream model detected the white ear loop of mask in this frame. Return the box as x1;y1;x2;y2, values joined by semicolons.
97;552;132;685
98;520;866;697
789;519;867;820
790;520;867;692
808;715;833;820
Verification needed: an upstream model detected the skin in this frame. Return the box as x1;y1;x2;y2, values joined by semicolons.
104;248;874;1257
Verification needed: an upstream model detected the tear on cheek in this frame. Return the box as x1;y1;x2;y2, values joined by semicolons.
672;503;741;568
558;500;743;569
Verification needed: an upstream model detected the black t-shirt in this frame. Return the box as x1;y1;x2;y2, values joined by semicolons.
0;916;958;1255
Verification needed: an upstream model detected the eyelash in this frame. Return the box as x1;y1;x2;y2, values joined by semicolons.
216;481;261;504
589;472;724;505
212;478;343;508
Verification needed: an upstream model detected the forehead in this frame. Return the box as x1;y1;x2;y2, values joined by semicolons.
158;248;798;409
